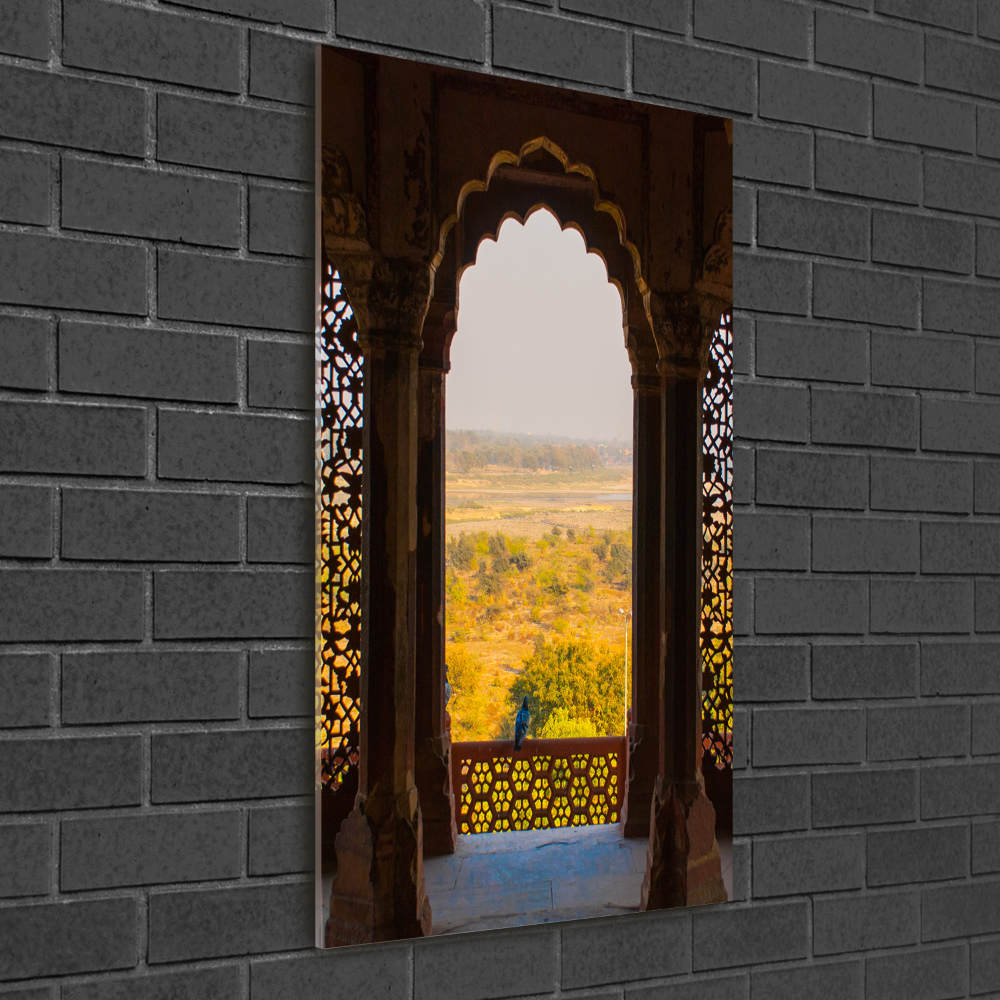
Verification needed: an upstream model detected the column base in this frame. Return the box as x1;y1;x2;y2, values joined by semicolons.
415;736;457;857
325;782;432;946
640;771;727;909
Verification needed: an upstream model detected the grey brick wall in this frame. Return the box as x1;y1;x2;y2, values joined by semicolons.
1;0;998;997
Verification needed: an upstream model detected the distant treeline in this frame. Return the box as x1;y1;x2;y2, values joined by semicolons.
447;431;631;472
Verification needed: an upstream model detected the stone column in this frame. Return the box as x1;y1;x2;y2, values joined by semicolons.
414;306;458;857
642;298;727;909
326;256;434;945
622;363;663;838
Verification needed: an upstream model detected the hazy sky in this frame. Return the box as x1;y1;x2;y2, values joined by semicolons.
447;209;633;442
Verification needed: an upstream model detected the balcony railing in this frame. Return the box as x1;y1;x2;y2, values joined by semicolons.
451;736;627;835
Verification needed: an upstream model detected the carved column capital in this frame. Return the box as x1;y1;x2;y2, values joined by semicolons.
649;291;730;382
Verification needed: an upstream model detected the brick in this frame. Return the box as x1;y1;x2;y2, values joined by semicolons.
149;882;311;962
152;728;312;803
0;314;50;390
249;32;313;107
978;462;1000;513
159;249;312;333
758;191;867;261
627;975;748;1000
0;231;146;314
923;641;1000;694
733;183;753;244
760;62;869;135
60;321;238;403
634;35;755;114
249;803;312;875
63;157;240;248
979;224;1000;277
0;898;137;979
922;762;1000;817
248;184;312;257
731;841;749;902
923;521;1000;574
732;314;752;373
756;578;867;635
414;927;558;1000
876;83;974;152
874;210;974;274
979;105;1000;160
0;653;52;728
562;910;689;988
924;398;1000;456
158;94;311;182
817;136;920;204
867;945;968;1000
493;6;625;89
64;0;239;92
972;938;1000;996
248;496;312;565
974;702;1000;755
62;810;240;891
560;0;687;32
164;0;324;30
868;705;969;760
758;448;867;509
0;736;141;812
813;642;917;699
872;331;972;391
732;384;807;443
0;400;145;477
0;485;52;558
63;488;239;563
814;890;919;955
733;643;808;703
756;320;866;384
974;819;1000;874
733;513;807;572
694;0;807;58
158;410;310;485
927;34;1000;100
154;569;312;639
732;121;811;187
0;570;143;642
733;577;750;637
754;707;863;766
752;963;862;1000
248;647;312;717
814;263;919;328
0;0;49;58
754;832;863;896
732;706;749;768
871;456;972;513
924;880;1000;942
252;949;410;1000
984;0;1000;39
733;252;808;315
0;147;50;225
0;64;144;155
732;772;809;835
692;901;808;970
0;824;49;897
338;0;483;61
979;579;1000;631
868;824;969;886
925;155;1000;219
816;8;921;81
813;767;917;827
979;342;1000;394
925;278;1000;338
62;650;240;724
249;340;313;411
875;0;974;32
813;516;918;573
733;443;753;504
872;579;973;633
812;388;918;450
64;967;241;1000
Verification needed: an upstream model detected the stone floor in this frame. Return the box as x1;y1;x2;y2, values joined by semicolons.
320;823;733;938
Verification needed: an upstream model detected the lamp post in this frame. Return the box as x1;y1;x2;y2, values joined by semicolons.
617;608;631;736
